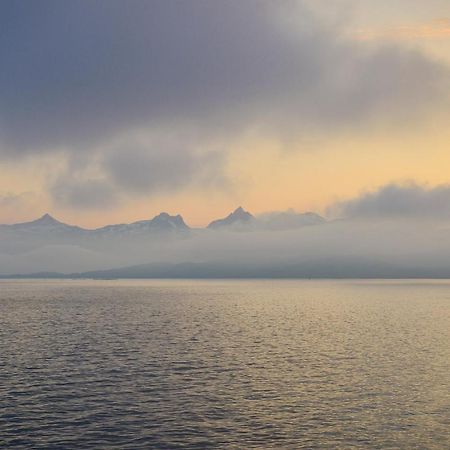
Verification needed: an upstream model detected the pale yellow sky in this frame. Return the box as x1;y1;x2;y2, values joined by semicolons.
0;1;449;228
3;118;449;228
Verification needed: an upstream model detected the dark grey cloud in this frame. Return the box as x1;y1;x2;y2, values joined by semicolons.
0;0;302;153
50;178;117;209
104;144;223;195
2;1;450;211
0;0;448;157
105;150;195;195
330;182;450;219
49;139;225;209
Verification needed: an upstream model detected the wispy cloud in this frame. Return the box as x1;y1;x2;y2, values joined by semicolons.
352;18;450;41
0;192;44;223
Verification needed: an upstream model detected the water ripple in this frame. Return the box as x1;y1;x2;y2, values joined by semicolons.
0;279;449;449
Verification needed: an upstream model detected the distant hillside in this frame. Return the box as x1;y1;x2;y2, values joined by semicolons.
0;206;330;275
3;258;450;280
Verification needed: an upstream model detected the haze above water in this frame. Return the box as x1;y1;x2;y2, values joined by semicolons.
1;279;449;449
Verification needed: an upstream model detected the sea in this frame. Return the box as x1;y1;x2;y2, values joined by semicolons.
1;279;449;449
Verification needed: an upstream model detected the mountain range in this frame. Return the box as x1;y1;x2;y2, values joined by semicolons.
0;207;327;275
0;211;189;235
2;208;450;278
0;207;325;237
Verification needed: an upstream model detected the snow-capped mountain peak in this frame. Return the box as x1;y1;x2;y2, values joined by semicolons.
207;206;255;229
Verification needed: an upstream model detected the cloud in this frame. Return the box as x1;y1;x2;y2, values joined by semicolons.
352;18;450;41
3;214;450;277
1;1;449;213
0;192;44;222
0;192;30;209
256;209;326;230
0;0;448;157
104;144;224;195
329;182;450;219
48;137;226;209
50;178;117;210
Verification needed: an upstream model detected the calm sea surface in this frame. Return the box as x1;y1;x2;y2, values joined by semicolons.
1;279;449;449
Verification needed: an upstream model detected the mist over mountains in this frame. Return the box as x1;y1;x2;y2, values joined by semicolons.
0;207;324;242
2;204;450;278
0;207;325;275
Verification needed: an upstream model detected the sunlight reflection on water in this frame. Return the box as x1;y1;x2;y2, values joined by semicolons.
1;279;449;449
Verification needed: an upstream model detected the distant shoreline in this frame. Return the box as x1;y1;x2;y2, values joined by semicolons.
3;275;450;281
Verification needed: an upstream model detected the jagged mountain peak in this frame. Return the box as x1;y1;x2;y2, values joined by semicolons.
4;212;84;234
208;206;254;229
148;212;189;229
153;212;182;221
16;213;67;227
33;213;60;224
231;206;252;217
97;211;190;235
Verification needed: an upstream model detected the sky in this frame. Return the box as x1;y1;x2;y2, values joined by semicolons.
1;0;449;228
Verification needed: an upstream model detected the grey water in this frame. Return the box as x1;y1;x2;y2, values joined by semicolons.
1;279;449;449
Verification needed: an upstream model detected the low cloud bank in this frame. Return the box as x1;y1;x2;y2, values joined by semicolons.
1;217;450;277
3;187;450;277
329;182;450;219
